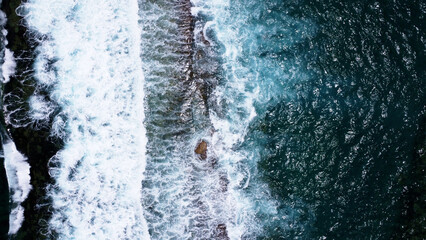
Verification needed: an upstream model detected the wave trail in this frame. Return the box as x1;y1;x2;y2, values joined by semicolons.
2;139;31;235
21;0;150;239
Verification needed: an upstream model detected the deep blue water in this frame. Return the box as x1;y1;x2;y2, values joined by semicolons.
239;0;425;238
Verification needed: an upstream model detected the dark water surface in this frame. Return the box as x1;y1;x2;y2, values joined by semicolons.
239;0;425;238
1;0;60;238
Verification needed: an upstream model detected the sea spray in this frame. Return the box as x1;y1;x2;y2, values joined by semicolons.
1;48;16;84
2;140;31;235
20;0;150;238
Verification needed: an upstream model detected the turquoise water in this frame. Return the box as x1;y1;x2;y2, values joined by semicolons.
0;0;424;239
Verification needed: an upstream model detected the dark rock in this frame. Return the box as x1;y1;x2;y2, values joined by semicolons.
200;29;211;46
219;175;229;192
195;140;207;159
210;157;218;167
215;224;230;240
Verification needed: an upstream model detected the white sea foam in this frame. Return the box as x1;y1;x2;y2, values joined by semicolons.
0;10;6;26
2;48;16;83
21;0;150;238
28;95;54;124
2;140;32;235
0;12;16;84
1;25;33;128
190;0;285;238
33;41;57;87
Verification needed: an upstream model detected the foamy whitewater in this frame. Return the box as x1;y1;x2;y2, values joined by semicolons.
0;10;15;85
20;0;150;238
191;0;303;238
1;9;29;235
1;48;16;84
2;140;31;235
193;1;265;237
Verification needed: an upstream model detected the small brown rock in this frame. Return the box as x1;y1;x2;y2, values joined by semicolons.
195;140;207;159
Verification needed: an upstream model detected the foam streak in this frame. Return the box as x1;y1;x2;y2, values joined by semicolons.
2;141;31;235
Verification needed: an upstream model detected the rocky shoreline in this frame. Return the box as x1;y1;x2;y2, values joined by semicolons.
186;2;230;238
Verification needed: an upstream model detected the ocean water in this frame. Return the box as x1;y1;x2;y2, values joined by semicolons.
0;0;425;239
248;1;425;238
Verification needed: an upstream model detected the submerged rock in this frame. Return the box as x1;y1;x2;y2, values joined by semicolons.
210;157;218;167
219;174;229;192
195;140;207;159
215;224;230;240
200;29;211;46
